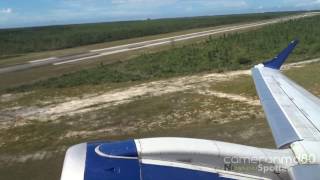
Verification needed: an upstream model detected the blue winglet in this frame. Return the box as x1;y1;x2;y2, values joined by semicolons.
263;40;299;69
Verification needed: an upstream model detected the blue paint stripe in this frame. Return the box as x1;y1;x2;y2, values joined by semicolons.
98;140;138;158
84;141;140;180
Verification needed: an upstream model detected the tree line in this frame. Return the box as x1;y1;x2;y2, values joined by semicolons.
0;12;299;59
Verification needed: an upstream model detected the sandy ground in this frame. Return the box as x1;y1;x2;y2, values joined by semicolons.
196;89;260;106
1;58;319;130
1;70;250;125
0;149;65;166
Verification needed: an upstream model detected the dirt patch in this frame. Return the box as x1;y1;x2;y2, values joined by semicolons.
3;70;250;123
282;58;320;70
0;92;31;103
1;58;318;128
0;148;65;166
196;89;260;106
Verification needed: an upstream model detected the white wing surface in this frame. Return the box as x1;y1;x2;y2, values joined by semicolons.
252;40;320;148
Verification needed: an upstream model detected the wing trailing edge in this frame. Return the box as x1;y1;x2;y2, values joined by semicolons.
252;40;320;148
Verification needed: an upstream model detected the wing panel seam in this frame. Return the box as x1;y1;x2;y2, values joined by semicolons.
260;69;302;141
277;78;320;135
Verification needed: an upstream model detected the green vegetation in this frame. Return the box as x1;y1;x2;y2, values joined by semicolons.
9;15;320;92
285;62;320;96
0;155;65;180
210;76;258;97
0;12;299;59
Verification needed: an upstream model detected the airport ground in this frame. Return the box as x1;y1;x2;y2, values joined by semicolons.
1;59;320;180
1;12;320;180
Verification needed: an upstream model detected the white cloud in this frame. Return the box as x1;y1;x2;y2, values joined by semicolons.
0;8;12;14
284;0;320;7
194;0;248;8
111;0;176;4
59;0;179;19
3;0;320;28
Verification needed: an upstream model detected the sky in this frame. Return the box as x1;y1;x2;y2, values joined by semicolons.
0;0;320;29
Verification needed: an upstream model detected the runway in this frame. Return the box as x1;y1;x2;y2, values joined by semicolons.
0;12;318;74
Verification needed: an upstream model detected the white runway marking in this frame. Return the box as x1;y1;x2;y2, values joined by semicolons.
29;57;57;63
54;13;319;66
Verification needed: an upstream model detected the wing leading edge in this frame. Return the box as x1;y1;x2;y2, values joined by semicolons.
252;40;320;148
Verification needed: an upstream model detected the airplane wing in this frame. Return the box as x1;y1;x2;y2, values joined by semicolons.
251;40;320;149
